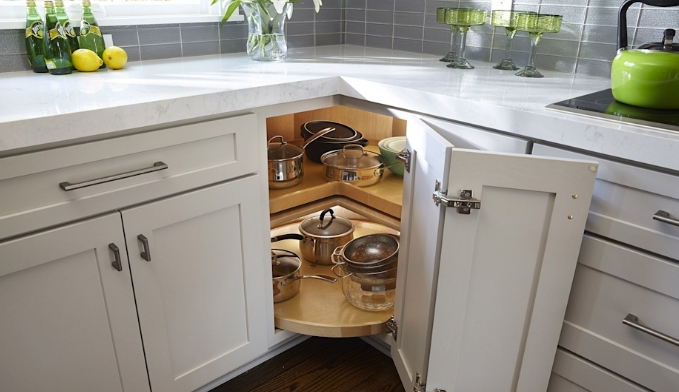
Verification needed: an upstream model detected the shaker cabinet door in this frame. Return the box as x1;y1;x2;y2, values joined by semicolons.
0;213;148;392
392;118;598;392
121;176;269;392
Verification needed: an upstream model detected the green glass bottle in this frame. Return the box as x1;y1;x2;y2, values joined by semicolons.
79;0;106;68
55;0;79;52
25;0;47;73
44;0;72;75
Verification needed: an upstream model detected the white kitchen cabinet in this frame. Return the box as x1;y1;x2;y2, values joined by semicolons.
0;213;148;392
388;118;597;392
121;176;269;392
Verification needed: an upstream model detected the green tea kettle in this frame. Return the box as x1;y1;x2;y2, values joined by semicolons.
611;0;679;110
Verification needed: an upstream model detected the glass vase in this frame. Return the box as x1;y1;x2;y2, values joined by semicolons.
241;2;289;61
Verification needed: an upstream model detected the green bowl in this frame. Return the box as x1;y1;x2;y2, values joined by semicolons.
378;137;406;177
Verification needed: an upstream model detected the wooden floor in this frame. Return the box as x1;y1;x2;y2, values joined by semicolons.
211;337;405;392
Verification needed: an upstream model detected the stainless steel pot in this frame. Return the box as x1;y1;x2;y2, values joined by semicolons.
320;145;402;187
331;234;400;272
271;209;354;265
272;249;336;303
267;128;333;190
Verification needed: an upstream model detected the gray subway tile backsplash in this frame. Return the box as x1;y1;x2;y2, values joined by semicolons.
3;0;679;79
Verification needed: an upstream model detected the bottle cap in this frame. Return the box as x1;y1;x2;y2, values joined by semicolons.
26;0;36;5
83;0;91;6
55;0;64;6
44;0;54;7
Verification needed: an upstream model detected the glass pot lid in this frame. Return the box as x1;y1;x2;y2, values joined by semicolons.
267;136;303;161
320;145;385;170
299;208;354;237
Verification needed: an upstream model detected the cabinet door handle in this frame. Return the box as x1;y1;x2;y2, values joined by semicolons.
623;314;679;347
109;243;123;271
138;234;151;261
59;161;168;191
653;210;679;228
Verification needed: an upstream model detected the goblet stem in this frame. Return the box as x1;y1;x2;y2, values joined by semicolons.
447;26;473;69
516;32;544;78
493;27;519;70
458;28;468;60
440;25;459;62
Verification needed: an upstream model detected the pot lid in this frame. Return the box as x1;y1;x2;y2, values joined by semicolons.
267;136;303;161
303;121;358;141
299;209;354;237
378;137;406;153
271;249;301;278
321;145;385;170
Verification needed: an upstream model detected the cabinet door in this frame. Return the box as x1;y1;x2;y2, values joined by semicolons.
391;118;597;392
121;176;269;392
0;213;148;392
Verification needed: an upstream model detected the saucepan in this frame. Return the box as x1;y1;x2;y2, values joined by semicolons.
267;127;334;190
271;209;354;265
320;145;403;187
272;249;336;303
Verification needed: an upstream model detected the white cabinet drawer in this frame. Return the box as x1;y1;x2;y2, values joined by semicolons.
559;235;679;392
548;349;649;392
0;114;258;240
532;144;679;261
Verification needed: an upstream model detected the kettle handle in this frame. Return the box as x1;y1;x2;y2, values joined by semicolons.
618;0;679;49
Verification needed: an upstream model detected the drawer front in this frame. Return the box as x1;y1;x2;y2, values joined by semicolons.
532;144;679;260
560;235;679;392
548;349;649;392
0;114;258;240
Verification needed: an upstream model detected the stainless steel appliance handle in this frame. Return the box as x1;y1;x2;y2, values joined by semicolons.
59;161;168;191
138;234;151;261
653;210;679;227
109;243;123;271
623;314;679;347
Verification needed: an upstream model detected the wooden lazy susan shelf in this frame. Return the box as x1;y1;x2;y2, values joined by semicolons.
271;221;399;338
269;145;404;219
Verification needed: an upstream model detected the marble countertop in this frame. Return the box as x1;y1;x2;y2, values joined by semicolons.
2;45;678;171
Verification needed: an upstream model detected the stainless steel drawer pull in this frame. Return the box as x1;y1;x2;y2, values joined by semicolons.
59;161;168;191
653;210;679;228
623;314;679;347
138;234;151;261
109;243;123;272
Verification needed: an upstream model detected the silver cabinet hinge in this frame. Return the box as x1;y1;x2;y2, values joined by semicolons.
413;373;426;392
386;315;398;341
396;149;411;173
433;180;481;214
413;373;446;392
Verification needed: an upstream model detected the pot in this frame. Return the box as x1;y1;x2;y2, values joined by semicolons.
301;121;369;163
611;0;679;109
267;127;334;190
271;249;336;303
320;145;402;187
331;234;400;273
271;208;354;265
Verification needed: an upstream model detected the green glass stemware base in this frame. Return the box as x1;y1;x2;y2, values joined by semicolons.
440;52;457;62
493;58;519;70
447;58;474;69
515;65;544;78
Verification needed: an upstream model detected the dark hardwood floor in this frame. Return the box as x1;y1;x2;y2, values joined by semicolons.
211;337;405;392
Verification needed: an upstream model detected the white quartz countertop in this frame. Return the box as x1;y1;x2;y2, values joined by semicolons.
2;45;678;171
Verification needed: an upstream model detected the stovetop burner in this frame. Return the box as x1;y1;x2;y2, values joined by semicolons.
547;89;679;132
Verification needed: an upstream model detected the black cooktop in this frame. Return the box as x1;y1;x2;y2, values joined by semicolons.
547;89;679;132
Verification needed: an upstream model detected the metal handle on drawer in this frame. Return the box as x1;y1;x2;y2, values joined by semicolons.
623;314;679;347
59;161;168;191
109;243;123;271
138;234;151;262
653;210;679;228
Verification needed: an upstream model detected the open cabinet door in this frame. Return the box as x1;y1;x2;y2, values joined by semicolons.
390;117;455;389
392;118;598;392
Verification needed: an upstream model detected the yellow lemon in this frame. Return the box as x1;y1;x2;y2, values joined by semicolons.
102;46;128;70
72;49;103;72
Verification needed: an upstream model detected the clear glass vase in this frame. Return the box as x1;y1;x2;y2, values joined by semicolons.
241;2;289;61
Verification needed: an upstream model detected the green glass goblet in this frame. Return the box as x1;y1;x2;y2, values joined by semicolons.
445;8;488;70
491;10;535;70
515;13;563;78
437;8;459;62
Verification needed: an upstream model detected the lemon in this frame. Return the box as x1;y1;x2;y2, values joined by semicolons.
72;49;103;72
102;46;128;70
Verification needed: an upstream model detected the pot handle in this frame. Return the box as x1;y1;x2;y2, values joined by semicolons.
318;208;335;228
331;263;353;278
301;127;335;149
331;246;345;265
271;233;305;243
298;274;337;283
267;135;286;146
342;144;367;158
618;0;679;49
